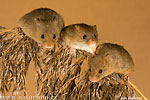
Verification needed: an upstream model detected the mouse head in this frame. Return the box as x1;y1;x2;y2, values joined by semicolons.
61;23;98;54
19;8;64;49
33;15;64;48
88;51;114;83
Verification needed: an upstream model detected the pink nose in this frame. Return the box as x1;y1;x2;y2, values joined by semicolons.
43;43;54;49
88;40;96;47
89;76;99;83
88;40;96;54
44;45;53;48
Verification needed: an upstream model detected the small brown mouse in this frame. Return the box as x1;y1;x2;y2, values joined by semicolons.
19;8;64;48
88;43;134;82
59;23;98;55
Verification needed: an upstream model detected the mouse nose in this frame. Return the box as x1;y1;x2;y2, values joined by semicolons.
88;40;96;47
89;76;99;83
43;42;54;49
88;40;97;54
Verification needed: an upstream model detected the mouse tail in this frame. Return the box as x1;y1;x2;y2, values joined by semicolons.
128;81;148;100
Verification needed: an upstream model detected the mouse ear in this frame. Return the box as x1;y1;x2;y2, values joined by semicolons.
93;25;97;33
105;54;113;63
74;25;80;31
53;16;59;24
93;25;97;28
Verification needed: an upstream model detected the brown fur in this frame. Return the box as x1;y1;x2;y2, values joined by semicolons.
19;8;64;47
88;43;134;82
60;23;98;53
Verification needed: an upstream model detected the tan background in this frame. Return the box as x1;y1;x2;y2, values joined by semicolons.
0;0;150;99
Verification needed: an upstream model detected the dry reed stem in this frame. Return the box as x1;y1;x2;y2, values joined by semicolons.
0;27;142;100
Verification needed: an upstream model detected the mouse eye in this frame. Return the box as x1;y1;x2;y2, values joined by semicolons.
94;34;97;38
37;18;40;21
53;34;56;39
53;16;56;20
41;34;45;39
89;68;91;72
99;69;103;74
83;35;87;39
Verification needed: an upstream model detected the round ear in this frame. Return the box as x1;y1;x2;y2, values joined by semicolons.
54;16;64;30
93;25;98;34
54;17;58;24
105;54;113;63
93;25;97;29
53;16;59;25
95;44;102;54
74;25;80;31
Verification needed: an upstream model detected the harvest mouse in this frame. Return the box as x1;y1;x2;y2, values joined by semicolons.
19;8;64;48
59;23;98;55
88;43;134;82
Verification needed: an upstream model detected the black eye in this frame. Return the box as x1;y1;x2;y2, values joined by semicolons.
94;34;97;38
83;35;87;39
99;69;103;74
53;34;56;39
37;18;40;21
41;34;45;39
89;68;91;72
53;16;56;20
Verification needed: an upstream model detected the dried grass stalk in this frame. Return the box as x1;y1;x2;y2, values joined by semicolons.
0;28;34;96
0;27;140;100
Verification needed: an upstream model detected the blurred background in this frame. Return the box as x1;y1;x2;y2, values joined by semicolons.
0;0;149;99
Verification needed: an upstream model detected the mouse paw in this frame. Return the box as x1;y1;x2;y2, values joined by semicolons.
57;37;62;44
38;43;42;47
124;74;129;81
14;27;23;34
70;48;77;57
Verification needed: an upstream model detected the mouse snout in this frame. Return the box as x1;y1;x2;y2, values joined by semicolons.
89;75;99;83
88;40;97;54
88;40;96;47
43;41;55;49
